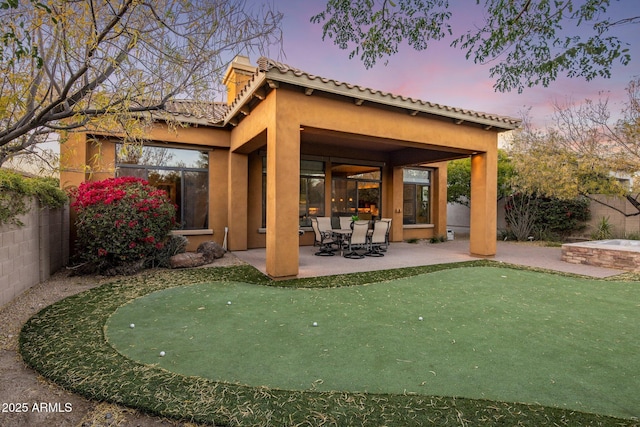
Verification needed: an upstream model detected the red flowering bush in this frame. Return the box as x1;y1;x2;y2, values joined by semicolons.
70;177;176;273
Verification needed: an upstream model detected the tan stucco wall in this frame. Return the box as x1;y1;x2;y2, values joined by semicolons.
291;92;496;153
142;123;230;148
584;195;640;238
247;153;266;249
207;149;229;248
432;161;448;237
231;90;497;159
59;132;89;190
60;125;233;252
265;91;301;277
470;151;498;256
402;227;436;241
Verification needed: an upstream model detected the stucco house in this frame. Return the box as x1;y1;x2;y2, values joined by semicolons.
60;55;520;278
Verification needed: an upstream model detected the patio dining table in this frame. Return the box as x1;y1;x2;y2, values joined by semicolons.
331;229;352;256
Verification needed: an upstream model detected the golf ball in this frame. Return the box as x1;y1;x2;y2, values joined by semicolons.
312;322;318;327
129;323;135;328
159;351;166;357
418;316;424;321
227;301;232;305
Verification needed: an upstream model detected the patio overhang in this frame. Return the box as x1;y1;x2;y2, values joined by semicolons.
223;57;521;133
298;126;476;167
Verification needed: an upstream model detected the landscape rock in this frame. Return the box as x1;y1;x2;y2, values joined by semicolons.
169;252;206;269
197;241;226;263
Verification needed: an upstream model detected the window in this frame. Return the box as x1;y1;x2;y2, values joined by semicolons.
299;160;325;226
331;164;381;220
116;144;209;230
262;157;326;227
403;168;431;225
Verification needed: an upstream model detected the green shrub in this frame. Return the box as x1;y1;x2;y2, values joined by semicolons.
0;169;67;226
505;194;590;242
535;196;590;239
70;177;176;273
591;216;613;240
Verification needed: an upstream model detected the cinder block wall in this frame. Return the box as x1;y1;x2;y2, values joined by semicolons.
0;199;69;308
449;195;640;240
583;195;640;239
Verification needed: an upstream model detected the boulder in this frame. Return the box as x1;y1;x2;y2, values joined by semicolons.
169;252;206;269
197;241;225;263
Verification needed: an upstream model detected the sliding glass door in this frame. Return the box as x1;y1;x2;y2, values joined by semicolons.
331;163;381;220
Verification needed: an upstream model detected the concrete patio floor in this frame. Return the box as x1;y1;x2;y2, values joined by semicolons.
233;238;624;279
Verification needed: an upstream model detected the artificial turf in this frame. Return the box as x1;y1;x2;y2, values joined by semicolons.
105;266;640;420
19;262;640;426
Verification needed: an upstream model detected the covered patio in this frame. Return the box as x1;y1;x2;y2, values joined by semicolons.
224;57;521;278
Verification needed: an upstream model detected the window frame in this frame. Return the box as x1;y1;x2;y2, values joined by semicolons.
402;167;433;226
331;163;382;220
115;143;210;230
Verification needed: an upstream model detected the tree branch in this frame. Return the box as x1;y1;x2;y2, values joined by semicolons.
584;194;640;217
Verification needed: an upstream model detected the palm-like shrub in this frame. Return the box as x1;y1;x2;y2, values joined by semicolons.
71;177;176;273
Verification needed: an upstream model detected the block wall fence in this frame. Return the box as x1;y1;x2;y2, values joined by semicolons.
448;195;640;240
0;199;69;308
584;195;640;238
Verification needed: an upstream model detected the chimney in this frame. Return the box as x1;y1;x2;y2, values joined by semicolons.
223;55;257;104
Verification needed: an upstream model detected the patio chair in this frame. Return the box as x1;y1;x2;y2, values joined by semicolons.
343;220;369;259
310;217;336;256
366;220;389;257
378;218;392;251
339;216;352;230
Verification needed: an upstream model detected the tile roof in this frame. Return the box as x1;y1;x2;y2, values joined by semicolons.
255;57;521;130
160;99;228;125
155;57;520;131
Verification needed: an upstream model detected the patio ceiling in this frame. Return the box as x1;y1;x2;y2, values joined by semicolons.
299;126;475;167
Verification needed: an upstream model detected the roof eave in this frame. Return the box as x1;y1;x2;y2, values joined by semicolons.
267;70;520;131
137;111;226;128
222;73;268;127
222;61;521;131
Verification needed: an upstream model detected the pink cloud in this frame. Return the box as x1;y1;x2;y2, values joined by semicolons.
269;0;639;129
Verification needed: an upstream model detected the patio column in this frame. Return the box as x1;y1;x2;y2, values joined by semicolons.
265;121;300;278
227;152;248;251
469;151;497;256
432;163;447;237
390;166;404;242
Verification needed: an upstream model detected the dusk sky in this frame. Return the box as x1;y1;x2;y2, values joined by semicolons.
254;1;640;128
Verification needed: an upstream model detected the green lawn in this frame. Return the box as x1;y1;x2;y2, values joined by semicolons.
20;262;640;426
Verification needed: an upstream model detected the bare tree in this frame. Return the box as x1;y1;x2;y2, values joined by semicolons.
0;0;283;166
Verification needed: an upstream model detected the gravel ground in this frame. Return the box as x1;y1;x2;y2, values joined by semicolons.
0;254;246;427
